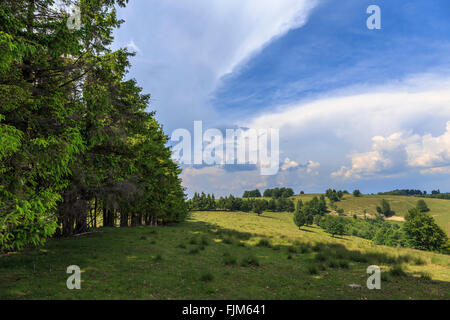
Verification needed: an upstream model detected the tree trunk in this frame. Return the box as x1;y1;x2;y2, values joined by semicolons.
120;211;129;227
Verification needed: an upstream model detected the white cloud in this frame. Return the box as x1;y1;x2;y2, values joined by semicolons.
306;160;320;175
115;0;319;129
408;121;450;168
281;157;299;171
332;121;450;179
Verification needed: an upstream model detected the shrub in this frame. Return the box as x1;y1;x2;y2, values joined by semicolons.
188;248;200;255
223;237;234;245
200;272;214;282
154;254;163;262
200;236;209;246
307;265;318;275
257;239;271;247
420;272;432;281
327;260;339;268
338;260;349;269
314;252;327;262
287;246;297;254
416;199;430;212
389;265;407;277
223;255;237;266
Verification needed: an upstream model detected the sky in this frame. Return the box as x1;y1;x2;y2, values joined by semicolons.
113;0;450;197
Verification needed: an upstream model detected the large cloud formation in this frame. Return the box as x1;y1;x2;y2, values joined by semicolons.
115;0;319;130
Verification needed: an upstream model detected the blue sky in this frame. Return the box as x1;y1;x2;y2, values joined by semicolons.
114;0;450;197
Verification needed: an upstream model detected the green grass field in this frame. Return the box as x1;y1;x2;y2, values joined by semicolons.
1;210;449;300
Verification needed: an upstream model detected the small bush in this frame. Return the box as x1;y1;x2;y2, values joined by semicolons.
389;265;407;277
299;246;310;254
327;260;338;268
257;239;271;247
287;246;297;254
420;272;432;281
287;255;292;260
200;236;209;246
189;238;198;245
223;237;234;245
314;252;327;262
188;248;200;255
338;260;349;269
154;254;163;262
223;255;237;266
307;265;318;275
200;272;214;282
312;243;324;252
177;243;186;249
240;255;260;267
139;236;148;240
414;257;426;266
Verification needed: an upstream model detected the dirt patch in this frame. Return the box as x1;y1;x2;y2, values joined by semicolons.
387;216;405;222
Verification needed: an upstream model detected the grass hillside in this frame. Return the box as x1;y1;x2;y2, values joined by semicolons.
292;194;450;236
1;211;449;300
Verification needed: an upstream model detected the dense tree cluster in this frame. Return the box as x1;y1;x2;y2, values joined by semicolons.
293;196;327;229
242;189;262;198
376;199;395;217
188;193;216;211
325;189;344;202
215;195;295;214
0;0;188;251
263;187;294;199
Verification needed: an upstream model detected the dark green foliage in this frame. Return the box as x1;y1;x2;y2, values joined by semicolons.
403;209;448;252
263;187;294;199
242;189;262;198
223;255;237;266
389;265;407;277
378;189;427;196
306;265;318;275
188;192;216;211
353;190;361;197
0;0;188;251
318;215;346;237
200;272;214;282
416;199;430;212
325;189;345;202
240;255;260;267
376;199;395;217
257;239;271;247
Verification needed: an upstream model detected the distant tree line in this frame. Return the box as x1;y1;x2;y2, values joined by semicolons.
189;193;296;214
242;189;262;198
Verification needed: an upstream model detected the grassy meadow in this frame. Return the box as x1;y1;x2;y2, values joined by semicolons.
1;208;449;300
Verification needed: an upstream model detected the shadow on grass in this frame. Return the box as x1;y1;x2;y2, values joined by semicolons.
0;219;448;299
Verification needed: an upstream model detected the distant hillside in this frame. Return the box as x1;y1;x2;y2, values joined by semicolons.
292;194;450;236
